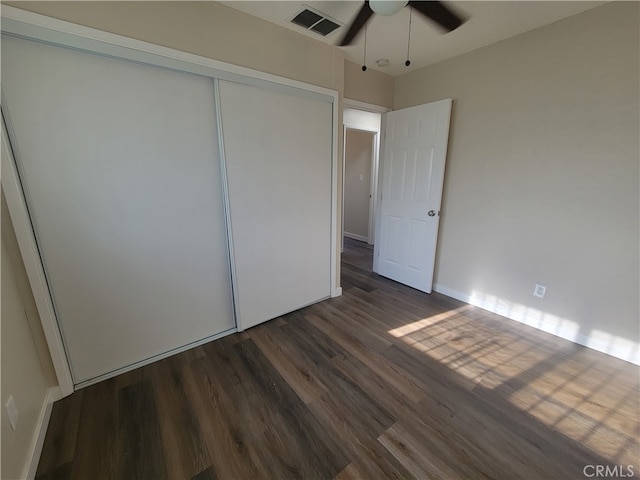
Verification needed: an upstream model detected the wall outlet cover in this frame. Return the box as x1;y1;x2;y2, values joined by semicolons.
533;283;547;299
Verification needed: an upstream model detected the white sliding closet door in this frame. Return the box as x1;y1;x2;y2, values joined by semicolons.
217;81;333;330
2;36;235;384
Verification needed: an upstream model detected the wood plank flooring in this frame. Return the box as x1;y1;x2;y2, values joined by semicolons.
36;237;640;479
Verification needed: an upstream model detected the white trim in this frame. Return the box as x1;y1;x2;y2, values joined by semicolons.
24;386;62;480
330;88;340;298
344;232;369;243
368;131;380;245
213;79;242;332
342;122;380;134
1;5;340;382
344;98;391;113
372;113;387;274
341;126;346;254
1;117;74;397
433;283;640;366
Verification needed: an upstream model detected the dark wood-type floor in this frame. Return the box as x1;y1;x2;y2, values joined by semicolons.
37;238;640;479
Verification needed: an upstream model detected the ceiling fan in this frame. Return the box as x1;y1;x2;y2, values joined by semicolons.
339;0;466;47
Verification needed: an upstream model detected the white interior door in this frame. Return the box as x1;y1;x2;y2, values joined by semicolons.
373;99;452;293
1;35;235;384
217;80;333;330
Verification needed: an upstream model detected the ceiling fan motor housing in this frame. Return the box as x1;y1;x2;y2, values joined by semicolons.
369;0;409;16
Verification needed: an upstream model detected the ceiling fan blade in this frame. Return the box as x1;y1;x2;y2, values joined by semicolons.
408;1;465;32
339;1;374;46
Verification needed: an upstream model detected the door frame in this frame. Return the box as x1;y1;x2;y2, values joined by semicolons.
1;5;341;394
343;127;377;244
2;114;75;396
342;99;390;251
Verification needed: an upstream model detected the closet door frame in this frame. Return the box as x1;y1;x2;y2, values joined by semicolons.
1;5;341;396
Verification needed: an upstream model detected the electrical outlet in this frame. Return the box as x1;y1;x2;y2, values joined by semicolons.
533;283;547;299
5;395;18;431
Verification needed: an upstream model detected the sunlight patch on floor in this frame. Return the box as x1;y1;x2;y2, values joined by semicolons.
387;305;473;338
505;362;637;463
387;297;639;467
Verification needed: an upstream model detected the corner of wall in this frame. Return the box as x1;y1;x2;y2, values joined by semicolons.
344;60;394;109
1;191;60;479
23;386;63;480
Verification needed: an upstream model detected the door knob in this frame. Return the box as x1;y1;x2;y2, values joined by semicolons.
428;210;436;217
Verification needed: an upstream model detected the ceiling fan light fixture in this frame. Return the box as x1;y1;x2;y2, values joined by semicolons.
369;0;408;16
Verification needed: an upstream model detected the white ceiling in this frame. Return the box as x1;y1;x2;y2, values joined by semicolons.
220;1;607;76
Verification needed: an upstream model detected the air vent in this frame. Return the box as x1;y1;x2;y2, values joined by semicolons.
290;6;342;37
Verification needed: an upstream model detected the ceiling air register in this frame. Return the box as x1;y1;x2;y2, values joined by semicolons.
290;6;342;37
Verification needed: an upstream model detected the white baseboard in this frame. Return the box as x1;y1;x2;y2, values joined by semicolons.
433;283;640;366
24;386;62;480
344;232;369;243
332;287;343;298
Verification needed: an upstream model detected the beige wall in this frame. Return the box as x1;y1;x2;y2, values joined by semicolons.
2;192;58;479
394;2;639;354
5;1;345;91
7;0;395;112
344;129;374;239
344;60;394;109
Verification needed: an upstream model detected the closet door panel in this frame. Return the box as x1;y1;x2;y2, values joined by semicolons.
218;80;332;329
2;35;235;383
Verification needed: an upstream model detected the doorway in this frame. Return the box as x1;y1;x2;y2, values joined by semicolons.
342;99;452;294
342;105;383;272
344;128;375;244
